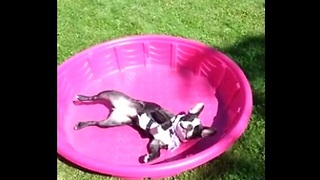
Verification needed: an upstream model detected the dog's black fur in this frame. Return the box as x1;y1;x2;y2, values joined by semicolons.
73;90;217;163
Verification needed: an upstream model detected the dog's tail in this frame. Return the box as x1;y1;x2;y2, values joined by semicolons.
76;95;99;101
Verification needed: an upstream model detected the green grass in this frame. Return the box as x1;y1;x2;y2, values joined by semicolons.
58;0;265;179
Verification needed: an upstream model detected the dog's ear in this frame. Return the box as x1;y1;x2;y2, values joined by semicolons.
201;127;217;138
188;102;205;116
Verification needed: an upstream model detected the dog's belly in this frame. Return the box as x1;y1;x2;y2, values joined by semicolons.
113;106;137;120
112;98;138;118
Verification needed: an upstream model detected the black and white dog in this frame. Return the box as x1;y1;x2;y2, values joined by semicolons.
73;90;217;163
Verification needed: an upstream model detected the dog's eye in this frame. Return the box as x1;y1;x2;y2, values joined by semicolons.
186;124;193;131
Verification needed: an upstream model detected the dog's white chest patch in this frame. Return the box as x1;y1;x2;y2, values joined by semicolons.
154;115;186;151
167;133;181;151
153;128;180;151
137;113;181;151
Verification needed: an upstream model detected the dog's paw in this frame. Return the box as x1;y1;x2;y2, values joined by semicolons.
73;122;83;130
73;123;80;130
143;154;150;163
138;154;150;163
76;95;89;101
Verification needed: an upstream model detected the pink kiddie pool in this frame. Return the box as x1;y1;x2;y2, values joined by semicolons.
57;35;253;179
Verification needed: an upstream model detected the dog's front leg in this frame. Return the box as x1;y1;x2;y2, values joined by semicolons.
142;139;162;163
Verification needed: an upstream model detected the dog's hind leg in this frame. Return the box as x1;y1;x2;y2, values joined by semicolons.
74;109;132;130
77;90;134;104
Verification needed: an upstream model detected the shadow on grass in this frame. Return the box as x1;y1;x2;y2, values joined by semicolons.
192;35;265;180
192;151;265;180
220;35;265;115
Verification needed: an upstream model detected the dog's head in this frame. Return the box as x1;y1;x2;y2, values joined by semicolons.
175;103;217;142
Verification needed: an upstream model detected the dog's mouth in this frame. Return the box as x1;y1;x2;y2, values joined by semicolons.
175;122;189;142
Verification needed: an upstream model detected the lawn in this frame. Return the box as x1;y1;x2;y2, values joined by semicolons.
57;0;265;179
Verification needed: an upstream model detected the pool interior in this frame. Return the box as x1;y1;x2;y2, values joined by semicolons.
58;40;246;166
